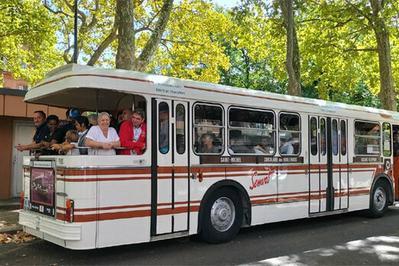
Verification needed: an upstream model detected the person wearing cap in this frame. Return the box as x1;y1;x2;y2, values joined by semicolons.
52;108;81;144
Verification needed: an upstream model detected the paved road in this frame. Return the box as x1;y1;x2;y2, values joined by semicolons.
1;207;399;265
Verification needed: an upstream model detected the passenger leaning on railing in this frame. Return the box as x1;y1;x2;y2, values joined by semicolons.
119;110;146;155
51;116;90;155
85;112;120;155
15;110;48;154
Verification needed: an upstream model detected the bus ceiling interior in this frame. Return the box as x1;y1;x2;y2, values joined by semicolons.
30;87;146;113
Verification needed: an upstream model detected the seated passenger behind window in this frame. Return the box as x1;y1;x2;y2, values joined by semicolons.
254;136;274;155
85;112;120;155
229;130;252;154
199;133;219;153
119;110;146;155
280;133;294;155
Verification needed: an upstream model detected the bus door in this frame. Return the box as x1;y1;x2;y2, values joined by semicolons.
309;116;348;214
151;99;190;236
392;125;399;200
332;119;349;210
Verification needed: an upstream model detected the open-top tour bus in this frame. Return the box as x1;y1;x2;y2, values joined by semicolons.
19;64;399;249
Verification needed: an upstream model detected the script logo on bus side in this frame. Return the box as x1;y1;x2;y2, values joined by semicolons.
249;168;275;190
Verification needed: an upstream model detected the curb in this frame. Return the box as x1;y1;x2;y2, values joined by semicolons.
0;225;22;234
0;204;20;211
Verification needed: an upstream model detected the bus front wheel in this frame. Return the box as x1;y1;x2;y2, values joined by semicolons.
199;188;243;243
368;180;389;218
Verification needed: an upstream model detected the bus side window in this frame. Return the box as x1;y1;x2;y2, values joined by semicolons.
332;119;338;156
320;118;326;155
354;121;380;155
341;120;346;156
176;104;185;154
383;122;391;157
228;107;275;155
193;104;224;155
310;117;318;156
159;102;169;154
279;113;301;156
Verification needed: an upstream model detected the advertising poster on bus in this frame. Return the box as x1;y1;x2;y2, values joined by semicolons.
30;167;55;216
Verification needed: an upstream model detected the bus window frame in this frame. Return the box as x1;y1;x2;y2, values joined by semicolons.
353;119;381;156
310;117;318;156
382;122;392;157
278;111;301;157
192;102;225;156
227;106;276;156
175;103;186;155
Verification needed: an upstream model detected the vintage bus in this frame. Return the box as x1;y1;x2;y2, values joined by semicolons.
19;64;399;249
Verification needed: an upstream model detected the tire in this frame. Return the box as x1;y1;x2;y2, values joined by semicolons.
199;188;243;243
368;180;389;218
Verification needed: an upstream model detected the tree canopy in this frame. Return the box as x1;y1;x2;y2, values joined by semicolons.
2;0;399;110
0;0;62;84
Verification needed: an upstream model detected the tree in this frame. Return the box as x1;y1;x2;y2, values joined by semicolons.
116;0;174;70
150;0;232;82
278;0;301;96
0;0;62;85
368;0;396;110
45;0;174;71
296;0;397;109
115;0;135;69
43;0;117;65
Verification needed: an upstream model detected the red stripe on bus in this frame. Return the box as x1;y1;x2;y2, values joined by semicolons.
56;205;201;222
57;203;151;212
57;200;199;212
57;176;151;182
58;168;151;176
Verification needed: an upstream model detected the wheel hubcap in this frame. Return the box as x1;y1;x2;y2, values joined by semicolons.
210;197;235;232
373;187;387;212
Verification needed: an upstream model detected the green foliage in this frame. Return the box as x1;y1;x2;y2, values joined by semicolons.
0;0;62;85
149;0;232;83
1;0;396;110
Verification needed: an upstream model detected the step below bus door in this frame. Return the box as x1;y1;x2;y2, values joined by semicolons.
151;98;190;236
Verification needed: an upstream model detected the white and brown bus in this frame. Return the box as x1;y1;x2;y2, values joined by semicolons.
19;64;399;249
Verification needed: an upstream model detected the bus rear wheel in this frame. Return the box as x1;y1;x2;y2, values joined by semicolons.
368;180;389;218
199;188;243;243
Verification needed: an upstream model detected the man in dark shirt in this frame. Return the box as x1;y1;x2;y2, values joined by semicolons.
16;110;49;153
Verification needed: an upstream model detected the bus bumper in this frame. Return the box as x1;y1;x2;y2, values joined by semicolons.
19;210;81;241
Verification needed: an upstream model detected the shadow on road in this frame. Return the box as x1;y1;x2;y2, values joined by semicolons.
1;208;398;265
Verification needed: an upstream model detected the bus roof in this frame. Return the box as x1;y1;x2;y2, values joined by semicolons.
25;64;399;120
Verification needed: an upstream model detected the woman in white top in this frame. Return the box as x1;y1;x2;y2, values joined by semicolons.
85;112;120;155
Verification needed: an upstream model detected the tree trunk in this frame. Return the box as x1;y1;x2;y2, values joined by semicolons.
115;0;135;70
134;0;174;71
279;0;301;96
369;0;396;111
